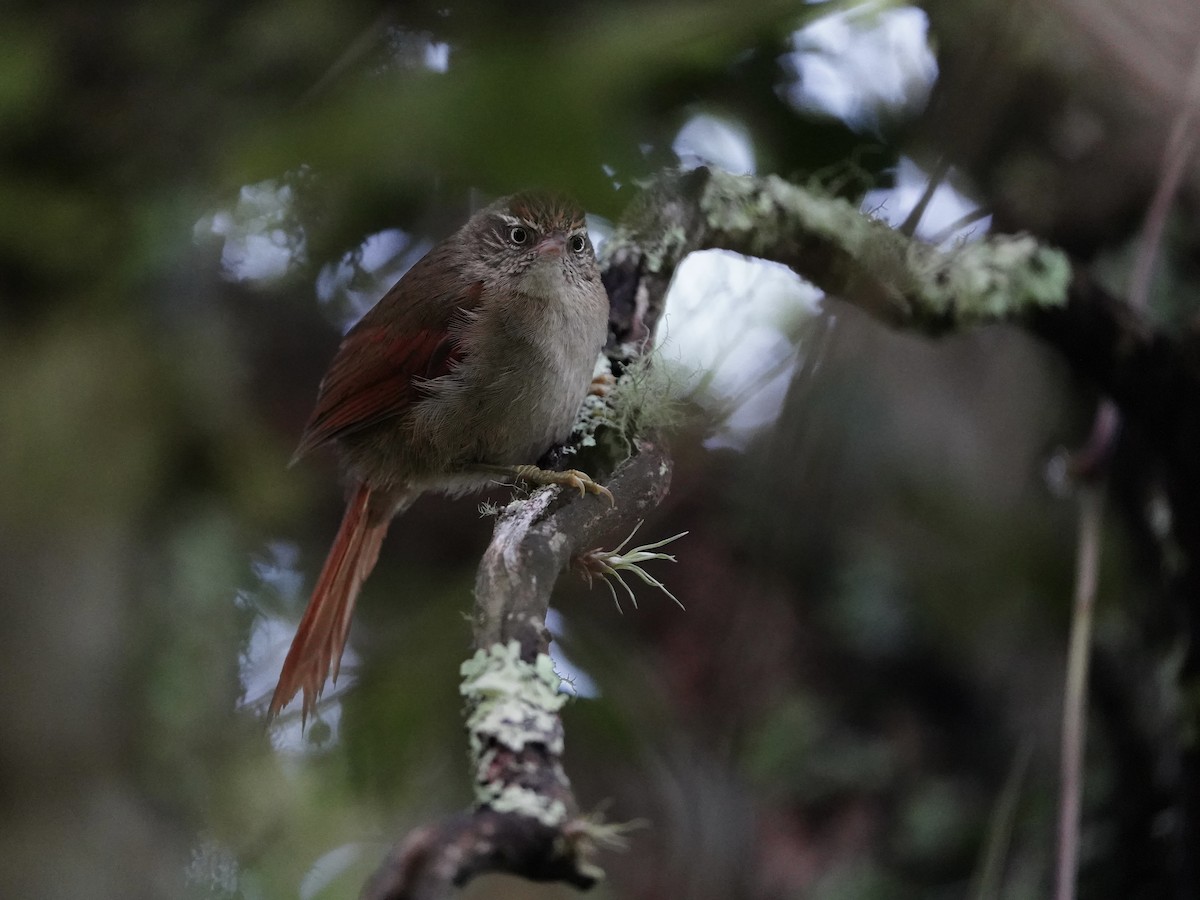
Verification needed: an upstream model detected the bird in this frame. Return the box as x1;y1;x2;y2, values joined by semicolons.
269;192;612;723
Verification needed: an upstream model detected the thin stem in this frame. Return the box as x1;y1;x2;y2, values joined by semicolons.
1052;46;1198;900
1055;486;1105;900
1127;46;1200;313
970;738;1033;900
928;206;993;246
899;156;951;237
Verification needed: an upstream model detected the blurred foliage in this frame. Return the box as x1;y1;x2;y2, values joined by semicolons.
2;0;1198;899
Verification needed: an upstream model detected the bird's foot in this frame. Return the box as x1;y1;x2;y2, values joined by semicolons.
508;464;614;505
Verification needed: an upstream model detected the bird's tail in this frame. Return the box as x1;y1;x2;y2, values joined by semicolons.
268;482;411;723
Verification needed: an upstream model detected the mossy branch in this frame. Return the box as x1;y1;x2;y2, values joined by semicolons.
600;167;1200;548
600;166;1071;336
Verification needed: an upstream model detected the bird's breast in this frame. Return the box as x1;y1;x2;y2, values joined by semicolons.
410;285;606;467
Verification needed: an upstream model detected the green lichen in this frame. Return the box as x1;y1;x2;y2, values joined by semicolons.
699;168;1069;326
700;169;884;259
766;174;864;244
612;355;687;433
597;177;692;275
568;369;617;452
641;223;689;274
568;353;688;473
700;169;917;315
460;642;570;817
914;233;1071;323
461;642;566;755
484;785;569;828
698;170;773;235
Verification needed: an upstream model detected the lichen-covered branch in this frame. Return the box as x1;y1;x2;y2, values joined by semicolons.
597;168;1199;436
361;441;672;900
473;439;674;653
599;167;1200;585
600;166;1071;336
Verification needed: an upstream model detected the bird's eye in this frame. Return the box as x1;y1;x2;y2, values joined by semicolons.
508;226;529;245
569;234;587;253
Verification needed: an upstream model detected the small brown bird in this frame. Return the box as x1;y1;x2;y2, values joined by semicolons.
270;193;612;722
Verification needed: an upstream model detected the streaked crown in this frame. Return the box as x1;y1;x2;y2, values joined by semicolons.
496;191;587;231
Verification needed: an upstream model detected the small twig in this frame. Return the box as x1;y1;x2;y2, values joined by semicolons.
970;738;1033;900
1068;400;1121;483
1128;45;1200;314
1051;50;1199;896
898;155;952;237
928;206;993;246
1055;486;1105;900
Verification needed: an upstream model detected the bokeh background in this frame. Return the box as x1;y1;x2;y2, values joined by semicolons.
2;1;1198;898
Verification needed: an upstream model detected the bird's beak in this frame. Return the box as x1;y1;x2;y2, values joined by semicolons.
535;234;566;257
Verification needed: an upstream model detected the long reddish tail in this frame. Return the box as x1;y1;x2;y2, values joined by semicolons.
269;482;405;723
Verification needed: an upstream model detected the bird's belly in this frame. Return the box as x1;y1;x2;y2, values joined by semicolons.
396;341;592;473
449;362;589;464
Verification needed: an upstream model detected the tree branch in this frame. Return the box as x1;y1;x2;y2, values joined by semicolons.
600;167;1200;572
362;442;671;900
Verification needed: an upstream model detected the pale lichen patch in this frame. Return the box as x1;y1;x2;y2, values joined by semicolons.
487;785;569;828
915;233;1071;323
698;168;1069;326
460;643;570;815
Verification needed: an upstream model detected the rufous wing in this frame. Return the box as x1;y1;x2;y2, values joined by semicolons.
292;276;484;460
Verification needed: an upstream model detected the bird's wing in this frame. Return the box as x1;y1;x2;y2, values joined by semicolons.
293;254;484;460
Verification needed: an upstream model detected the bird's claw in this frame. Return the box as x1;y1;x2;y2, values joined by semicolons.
561;469;615;505
510;465;613;505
